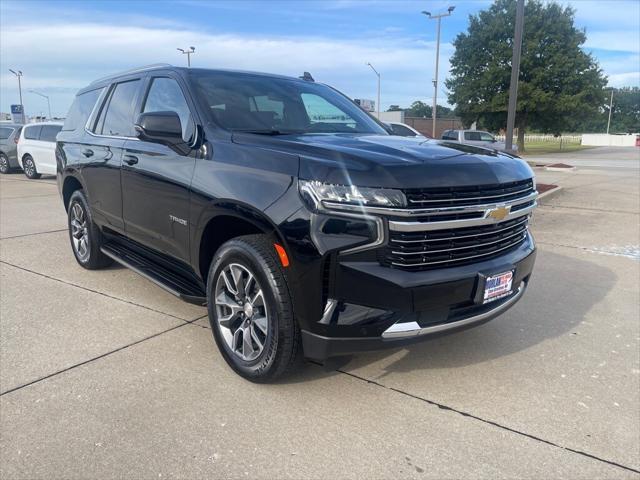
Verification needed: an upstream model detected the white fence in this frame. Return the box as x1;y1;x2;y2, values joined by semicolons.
494;134;582;144
581;134;639;147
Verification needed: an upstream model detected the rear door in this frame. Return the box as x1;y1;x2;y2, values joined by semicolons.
37;125;62;174
83;78;143;231
121;74;197;262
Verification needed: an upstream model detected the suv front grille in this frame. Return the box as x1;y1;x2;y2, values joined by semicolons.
380;179;536;271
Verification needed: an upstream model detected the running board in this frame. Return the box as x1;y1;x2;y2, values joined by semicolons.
101;243;207;306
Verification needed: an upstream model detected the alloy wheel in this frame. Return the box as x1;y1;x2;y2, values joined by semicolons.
70;202;90;262
214;263;269;361
24;158;35;177
0;156;8;173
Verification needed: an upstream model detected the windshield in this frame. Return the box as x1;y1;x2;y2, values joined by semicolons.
190;71;387;135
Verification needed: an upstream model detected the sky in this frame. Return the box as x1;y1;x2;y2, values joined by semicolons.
1;0;639;118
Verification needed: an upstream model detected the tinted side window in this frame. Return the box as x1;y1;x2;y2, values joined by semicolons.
40;125;63;142
464;131;481;141
442;131;457;140
63;88;103;132
391;124;416;137
101;80;141;137
143;77;192;138
24;125;42;140
0;127;14;140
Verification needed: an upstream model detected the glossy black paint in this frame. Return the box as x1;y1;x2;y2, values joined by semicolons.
57;66;536;359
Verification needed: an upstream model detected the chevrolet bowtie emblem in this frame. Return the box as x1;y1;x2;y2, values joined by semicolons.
485;205;511;221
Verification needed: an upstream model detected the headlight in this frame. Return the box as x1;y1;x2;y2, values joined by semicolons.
299;180;406;210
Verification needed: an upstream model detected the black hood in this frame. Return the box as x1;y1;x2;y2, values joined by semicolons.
232;133;533;189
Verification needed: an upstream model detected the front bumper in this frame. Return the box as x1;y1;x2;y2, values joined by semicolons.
301;232;536;360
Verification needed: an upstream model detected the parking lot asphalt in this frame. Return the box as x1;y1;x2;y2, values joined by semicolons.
1;147;639;479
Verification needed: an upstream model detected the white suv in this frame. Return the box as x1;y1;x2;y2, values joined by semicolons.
18;122;63;179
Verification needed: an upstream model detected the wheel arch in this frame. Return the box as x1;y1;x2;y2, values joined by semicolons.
62;175;85;211
195;205;287;282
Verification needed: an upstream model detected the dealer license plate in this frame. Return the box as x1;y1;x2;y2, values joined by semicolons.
483;271;514;304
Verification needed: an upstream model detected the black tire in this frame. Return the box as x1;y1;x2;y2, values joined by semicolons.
207;234;300;382
22;155;41;179
67;190;113;269
0;153;10;174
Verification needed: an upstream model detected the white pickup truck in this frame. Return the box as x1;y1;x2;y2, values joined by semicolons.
442;129;517;152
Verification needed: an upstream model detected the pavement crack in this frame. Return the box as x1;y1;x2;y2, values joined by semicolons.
0;315;208;397
335;369;640;475
538;204;639;215
0;260;204;323
1;228;67;240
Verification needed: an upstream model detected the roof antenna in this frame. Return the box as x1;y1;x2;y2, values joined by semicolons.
300;72;315;82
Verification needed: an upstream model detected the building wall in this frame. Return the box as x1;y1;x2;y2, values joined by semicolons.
376;111;405;123
404;117;464;138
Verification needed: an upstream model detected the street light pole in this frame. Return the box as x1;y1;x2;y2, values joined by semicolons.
29;90;51;119
177;47;196;67
606;89;614;134
422;6;455;138
505;0;525;152
366;62;381;119
9;69;25;123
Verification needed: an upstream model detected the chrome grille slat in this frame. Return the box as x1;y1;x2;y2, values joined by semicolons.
391;217;529;244
389;236;528;268
391;228;528;256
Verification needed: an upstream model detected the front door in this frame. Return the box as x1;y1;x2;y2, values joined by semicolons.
121;75;197;263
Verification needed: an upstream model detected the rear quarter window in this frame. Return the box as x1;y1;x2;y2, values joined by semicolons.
62;87;103;132
23;125;42;140
0;127;14;140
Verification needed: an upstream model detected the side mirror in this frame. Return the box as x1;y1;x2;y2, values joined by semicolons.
134;111;183;145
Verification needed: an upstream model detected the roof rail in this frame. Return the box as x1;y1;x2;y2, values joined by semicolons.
90;64;173;84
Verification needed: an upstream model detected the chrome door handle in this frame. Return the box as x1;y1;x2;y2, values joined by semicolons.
123;155;139;166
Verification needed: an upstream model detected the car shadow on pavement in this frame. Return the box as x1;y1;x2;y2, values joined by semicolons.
280;249;617;384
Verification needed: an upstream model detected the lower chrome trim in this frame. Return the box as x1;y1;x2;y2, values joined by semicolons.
381;283;526;339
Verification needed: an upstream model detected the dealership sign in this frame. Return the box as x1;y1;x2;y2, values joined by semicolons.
10;104;24;123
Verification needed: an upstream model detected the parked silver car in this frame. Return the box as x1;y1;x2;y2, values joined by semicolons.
442;129;517;152
0;123;23;174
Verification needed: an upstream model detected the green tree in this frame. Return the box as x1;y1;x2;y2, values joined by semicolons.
406;101;431;117
446;0;608;151
404;102;455;118
387;105;402;112
609;87;640;133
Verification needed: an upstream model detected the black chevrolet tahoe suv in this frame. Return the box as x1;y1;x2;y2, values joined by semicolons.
57;64;537;381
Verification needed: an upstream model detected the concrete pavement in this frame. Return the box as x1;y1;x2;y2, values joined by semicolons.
527;146;639;171
1;148;638;479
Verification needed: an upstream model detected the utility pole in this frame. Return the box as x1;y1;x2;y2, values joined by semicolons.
505;0;525;152
9;69;25;124
366;62;381;119
30;90;51;119
606;89;614;134
177;47;195;67
422;6;455;138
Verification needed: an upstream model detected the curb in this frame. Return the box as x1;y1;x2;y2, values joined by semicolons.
545;166;576;172
537;185;563;202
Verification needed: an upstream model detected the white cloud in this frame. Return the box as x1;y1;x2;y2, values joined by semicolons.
0;22;449;116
